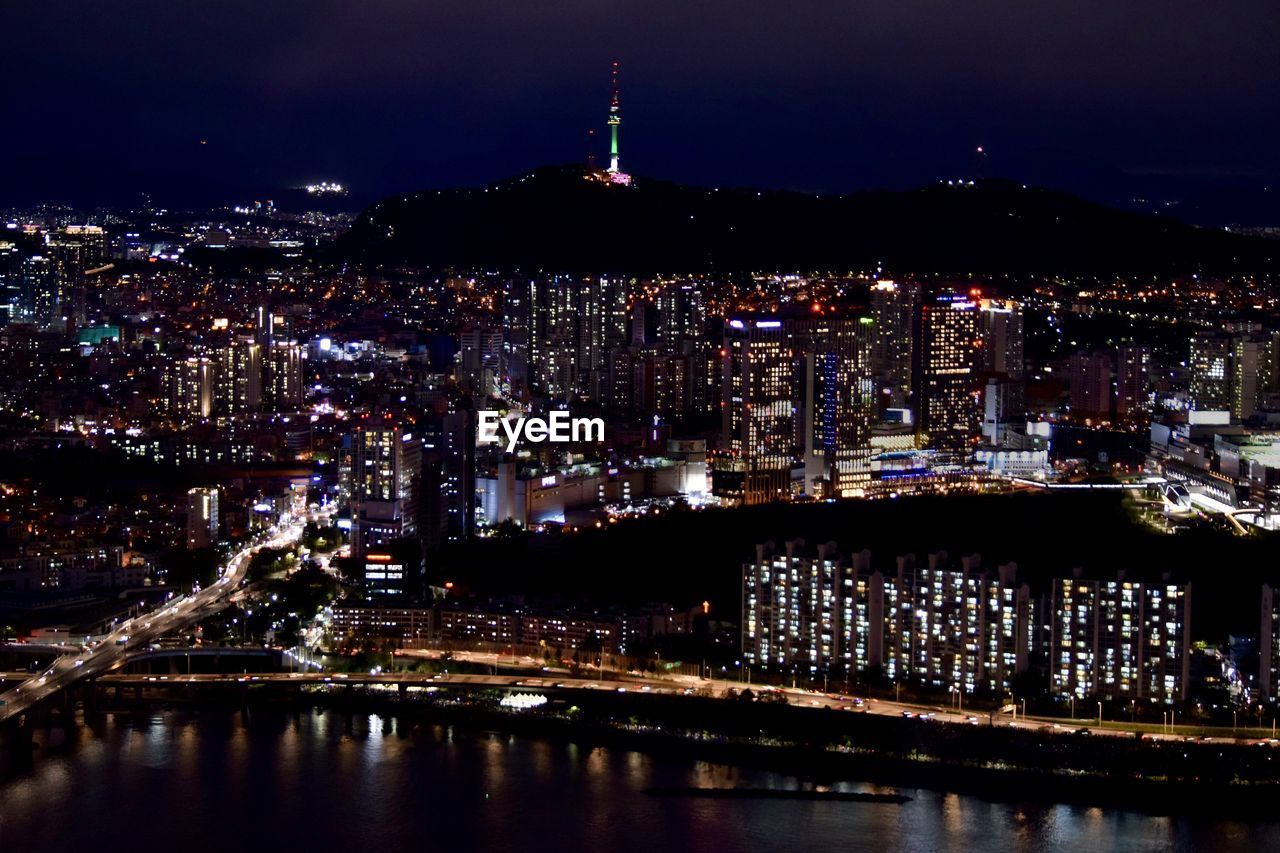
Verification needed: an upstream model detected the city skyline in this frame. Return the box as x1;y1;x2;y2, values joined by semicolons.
4;6;1280;848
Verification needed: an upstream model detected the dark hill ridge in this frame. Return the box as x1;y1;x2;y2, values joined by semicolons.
343;164;1279;273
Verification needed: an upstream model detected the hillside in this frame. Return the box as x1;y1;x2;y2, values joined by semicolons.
342;165;1279;273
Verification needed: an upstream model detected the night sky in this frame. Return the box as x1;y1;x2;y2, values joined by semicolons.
4;1;1278;211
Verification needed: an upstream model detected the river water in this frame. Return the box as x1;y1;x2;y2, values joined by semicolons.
0;709;1274;852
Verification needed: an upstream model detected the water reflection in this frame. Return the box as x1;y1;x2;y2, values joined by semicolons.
0;711;1277;853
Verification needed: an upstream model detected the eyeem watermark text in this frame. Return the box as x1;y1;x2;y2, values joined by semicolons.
477;411;604;452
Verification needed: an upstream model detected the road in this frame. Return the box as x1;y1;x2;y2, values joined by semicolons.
7;666;1260;746
0;514;311;723
396;649;1263;745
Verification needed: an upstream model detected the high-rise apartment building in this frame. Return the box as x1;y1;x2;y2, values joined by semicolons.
166;356;217;421
1049;572;1191;702
267;340;304;411
743;542;1031;695
218;339;262;415
186;487;219;550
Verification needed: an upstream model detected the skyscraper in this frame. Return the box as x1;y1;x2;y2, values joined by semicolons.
802;316;874;498
267;340;304;411
918;293;983;451
869;280;921;411
20;255;61;328
441;408;477;542
979;297;1026;421
166;356;217;421
1188;333;1232;412
218;339;262;415
715;318;797;504
350;425;422;559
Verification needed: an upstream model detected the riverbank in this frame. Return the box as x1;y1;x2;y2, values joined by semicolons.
9;682;1279;815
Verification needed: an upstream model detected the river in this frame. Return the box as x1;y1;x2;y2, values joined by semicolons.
0;709;1274;852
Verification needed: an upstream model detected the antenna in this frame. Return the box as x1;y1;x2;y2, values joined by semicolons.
607;60;621;173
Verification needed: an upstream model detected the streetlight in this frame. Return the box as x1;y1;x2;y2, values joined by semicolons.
1097;701;1103;727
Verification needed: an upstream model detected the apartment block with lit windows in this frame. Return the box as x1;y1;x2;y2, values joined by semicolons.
1049;571;1191;703
743;543;1031;695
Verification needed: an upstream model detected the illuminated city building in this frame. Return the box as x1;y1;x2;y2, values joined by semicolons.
743;543;1031;695
1049;571;1191;703
218;338;262;415
716;317;796;505
1188;333;1232;412
869;280;921;410
802;316;875;498
882;553;1031;695
1260;584;1280;702
349;425;422;560
166;356;217;421
918;293;983;451
267;340;304;411
185;487;219;550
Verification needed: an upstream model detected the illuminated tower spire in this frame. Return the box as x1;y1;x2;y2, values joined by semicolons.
607;60;621;173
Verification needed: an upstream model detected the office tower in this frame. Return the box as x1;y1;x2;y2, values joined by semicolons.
458;326;503;396
716;313;875;503
687;343;721;417
869;280;921;410
267;340;304;411
218;339;262;415
802;316;875;498
1188;333;1232;412
166;356;217;421
1049;572;1191;703
441;408;477;541
48;225;106;269
622;350;690;418
350;425;422;559
0;240;20;324
186;487;219;550
607;346;638;412
1070;348;1151;422
918;293;983;451
715;318;796;504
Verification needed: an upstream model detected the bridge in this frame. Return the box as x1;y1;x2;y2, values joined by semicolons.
0;512;313;724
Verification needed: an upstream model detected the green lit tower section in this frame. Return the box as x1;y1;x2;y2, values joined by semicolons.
607;60;621;173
